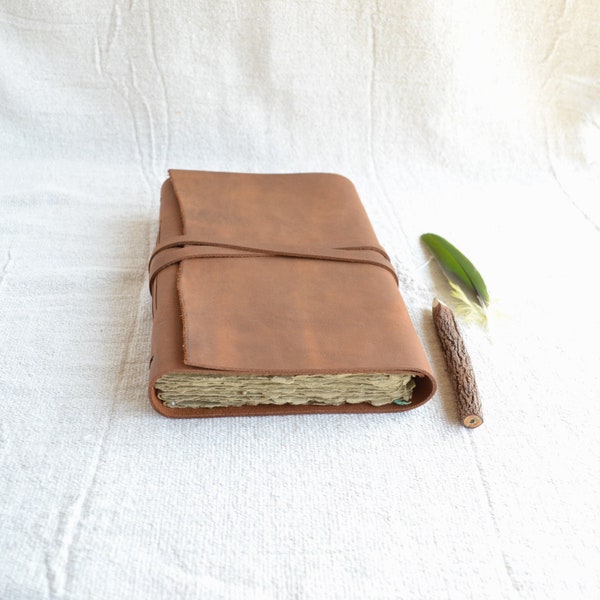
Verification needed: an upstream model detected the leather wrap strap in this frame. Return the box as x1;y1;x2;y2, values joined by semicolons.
148;235;398;291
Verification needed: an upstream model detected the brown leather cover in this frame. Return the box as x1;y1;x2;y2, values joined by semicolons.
148;170;436;417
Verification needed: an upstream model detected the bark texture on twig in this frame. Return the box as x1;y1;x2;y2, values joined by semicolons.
432;299;483;428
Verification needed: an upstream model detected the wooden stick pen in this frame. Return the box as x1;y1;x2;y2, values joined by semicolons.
432;298;483;428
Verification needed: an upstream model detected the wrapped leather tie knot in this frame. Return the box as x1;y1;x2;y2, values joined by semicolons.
148;235;398;291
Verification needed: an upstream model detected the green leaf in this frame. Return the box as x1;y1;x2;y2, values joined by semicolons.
420;233;489;307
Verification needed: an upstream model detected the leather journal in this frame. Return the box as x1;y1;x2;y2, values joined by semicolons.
148;169;436;417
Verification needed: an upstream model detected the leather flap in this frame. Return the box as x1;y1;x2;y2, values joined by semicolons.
165;170;433;378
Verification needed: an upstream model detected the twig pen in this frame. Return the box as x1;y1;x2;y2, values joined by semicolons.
432;298;483;428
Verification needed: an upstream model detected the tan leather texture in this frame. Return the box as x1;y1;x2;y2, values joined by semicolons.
148;170;436;418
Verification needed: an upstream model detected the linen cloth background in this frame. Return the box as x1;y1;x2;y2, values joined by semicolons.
1;1;599;598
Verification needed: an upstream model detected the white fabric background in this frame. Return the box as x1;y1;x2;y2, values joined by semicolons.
1;1;599;598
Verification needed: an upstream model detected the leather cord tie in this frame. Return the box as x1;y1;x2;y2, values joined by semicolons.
148;234;398;292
